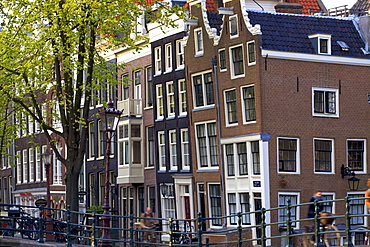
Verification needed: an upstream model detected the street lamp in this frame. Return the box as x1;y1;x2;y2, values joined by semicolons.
98;102;122;247
41;149;53;241
341;164;360;191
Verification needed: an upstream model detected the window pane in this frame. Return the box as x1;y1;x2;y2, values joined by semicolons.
347;140;364;171
243;86;256;122
226;144;235;176
279;138;297;172
315;140;332;172
238;143;248;175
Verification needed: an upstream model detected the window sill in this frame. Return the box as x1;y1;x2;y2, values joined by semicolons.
196;168;219;173
144;106;153;110
193;105;215;112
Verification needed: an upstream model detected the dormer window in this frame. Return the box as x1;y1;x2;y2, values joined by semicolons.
308;34;332;55
229;15;238;37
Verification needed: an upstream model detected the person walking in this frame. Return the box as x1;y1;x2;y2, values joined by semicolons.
140;207;155;243
308;191;324;218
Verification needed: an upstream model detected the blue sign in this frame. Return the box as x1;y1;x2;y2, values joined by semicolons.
253;181;261;187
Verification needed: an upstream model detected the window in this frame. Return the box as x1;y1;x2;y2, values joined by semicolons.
169;130;177;170
154;46;161;75
229;15;238;37
278;193;299;227
23;149;28;183
36;147;41;182
29;149;34;182
158;131;166;170
147;127;155;167
167;82;175;117
146;67;153;107
237;143;248;175
348;193;364;225
313;88;338;117
228;193;237;224
118;125;129;166
209;184;222;226
308;34;332;55
218;49;227;71
224;89;238;125
227;192;251;225
165;43;172;72
41;145;47;181
230;45;244;77
278;138;299;173
161;184;175;231
314;139;333;173
181;129;190;170
321;193;334;213
156;84;164;119
131;125;141;164
134;70;141;99
176;40;184;69
347;140;365;171
148;186;156;214
88;122;95;159
242;86;256;122
240;193;251;224
138;187;145;215
251;141;260;175
121;74;129;100
319;38;329;54
226;144;235;176
196;122;218;168
17;151;21;184
98;120;104;157
178;79;187;116
192;71;214;108
194;28;203;56
247;41;256;65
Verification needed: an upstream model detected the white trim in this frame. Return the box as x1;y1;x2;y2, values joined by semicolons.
158;131;166;171
262;49;370;66
229;14;239;38
277;192;301;229
154;46;162;76
169;129;177;171
247;40;256;66
313;138;335;174
321;192;336;214
312;87;339;118
166;81;175;118
164;43;173;73
229;44;245;79
156;84;164;120
308;34;332;55
224;88;238;127
218;49;227;72
277;137;300;175
194;27;204;56
346;139;367;174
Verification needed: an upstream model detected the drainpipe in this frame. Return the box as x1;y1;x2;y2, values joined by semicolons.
211;56;227;227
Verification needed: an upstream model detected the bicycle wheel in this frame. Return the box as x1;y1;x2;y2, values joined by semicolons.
27;222;39;240
323;225;340;246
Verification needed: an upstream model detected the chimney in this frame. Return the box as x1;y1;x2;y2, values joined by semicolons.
275;2;303;14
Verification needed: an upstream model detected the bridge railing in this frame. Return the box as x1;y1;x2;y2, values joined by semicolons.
0;196;369;246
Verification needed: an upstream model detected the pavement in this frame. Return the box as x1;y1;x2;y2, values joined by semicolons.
0;236;88;247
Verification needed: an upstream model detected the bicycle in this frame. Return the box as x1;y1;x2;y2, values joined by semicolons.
8;207;39;240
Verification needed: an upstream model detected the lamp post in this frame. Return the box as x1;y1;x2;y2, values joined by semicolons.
341;164;360;191
98;102;122;247
41;149;53;241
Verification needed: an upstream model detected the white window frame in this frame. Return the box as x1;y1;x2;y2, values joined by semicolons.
229;44;245;79
22;149;28;183
194;28;204;56
176;39;184;69
181;128;190;171
192;70;214;109
169;130;177;170
134;70;141;100
88;122;95;159
121;74;129;100
156;84;164;120
229;15;238;38
98;120;104;159
195;121;219;170
29;148;34;182
321;192;336;214
277;137;300;174
35;147;41;182
313;138;334;174
241;85;256;124
226;192;251;226
218;49;227;72
178;79;187;116
347;192;366;226
42;145;47;181
224;88;238;126
164;43;172;72
346;139;366;174
247;40;256;66
278;192;300;229
17;151;21;184
312;87;339;117
118;124;129;166
154;46;162;75
166;81;175;118
145;66;153;108
208;183;222;227
158;131;166;171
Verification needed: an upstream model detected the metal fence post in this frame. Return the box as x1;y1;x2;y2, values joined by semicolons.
261;208;266;247
198;212;203;247
129;214;134;247
344;196;354;247
169;217;174;247
285;199;293;247
237;212;242;247
66;205;72;247
91;212;97;247
37;206;44;243
313;199;324;247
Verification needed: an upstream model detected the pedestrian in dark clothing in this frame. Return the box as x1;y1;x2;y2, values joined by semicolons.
308;191;324;218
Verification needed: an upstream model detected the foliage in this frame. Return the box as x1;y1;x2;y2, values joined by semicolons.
0;0;186;217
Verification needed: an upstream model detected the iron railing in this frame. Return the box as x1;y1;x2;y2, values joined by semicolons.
0;196;369;246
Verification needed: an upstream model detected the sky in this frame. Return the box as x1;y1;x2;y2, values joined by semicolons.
321;0;357;10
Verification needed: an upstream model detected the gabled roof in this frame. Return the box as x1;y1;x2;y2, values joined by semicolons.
247;10;368;58
299;0;324;14
350;0;370;16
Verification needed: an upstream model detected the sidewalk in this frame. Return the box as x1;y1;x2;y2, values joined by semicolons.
0;236;88;247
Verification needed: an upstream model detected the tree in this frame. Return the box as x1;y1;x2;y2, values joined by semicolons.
0;0;186;218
